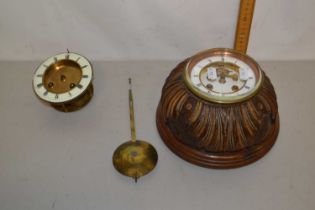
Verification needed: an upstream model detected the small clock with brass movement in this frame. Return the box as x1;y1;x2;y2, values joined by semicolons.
33;52;93;112
184;48;263;104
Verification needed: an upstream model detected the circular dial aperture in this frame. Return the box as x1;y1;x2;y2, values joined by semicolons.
33;52;93;104
184;48;263;103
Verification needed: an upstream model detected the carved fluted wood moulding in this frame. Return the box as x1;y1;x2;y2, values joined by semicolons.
156;48;279;169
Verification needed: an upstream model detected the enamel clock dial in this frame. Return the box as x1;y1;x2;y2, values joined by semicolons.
33;52;93;112
184;49;263;103
156;48;279;169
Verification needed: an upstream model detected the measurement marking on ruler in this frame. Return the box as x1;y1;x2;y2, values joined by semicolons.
234;0;256;53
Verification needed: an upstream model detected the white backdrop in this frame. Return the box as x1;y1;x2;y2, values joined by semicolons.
0;0;314;61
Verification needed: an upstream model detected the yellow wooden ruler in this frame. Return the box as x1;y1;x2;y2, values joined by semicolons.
234;0;256;54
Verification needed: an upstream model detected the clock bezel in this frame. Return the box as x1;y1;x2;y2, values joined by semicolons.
183;48;264;104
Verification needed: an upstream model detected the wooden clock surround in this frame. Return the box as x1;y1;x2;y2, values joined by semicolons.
156;58;279;169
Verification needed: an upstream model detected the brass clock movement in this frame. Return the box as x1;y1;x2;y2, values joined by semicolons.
33;52;93;112
156;0;279;168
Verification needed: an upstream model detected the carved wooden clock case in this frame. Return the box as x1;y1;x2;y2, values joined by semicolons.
156;48;279;169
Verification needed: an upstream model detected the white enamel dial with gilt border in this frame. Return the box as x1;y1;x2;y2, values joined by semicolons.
33;52;93;104
184;49;263;103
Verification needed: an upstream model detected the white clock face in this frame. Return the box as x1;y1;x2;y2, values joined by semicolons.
33;52;93;104
184;49;263;103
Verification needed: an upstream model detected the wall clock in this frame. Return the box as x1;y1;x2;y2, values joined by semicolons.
32;52;93;112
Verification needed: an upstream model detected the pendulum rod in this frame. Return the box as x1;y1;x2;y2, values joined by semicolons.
129;78;137;142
